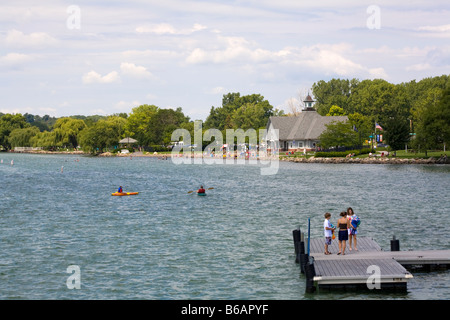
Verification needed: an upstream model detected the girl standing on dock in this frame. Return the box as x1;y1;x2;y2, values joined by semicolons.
347;207;358;251
337;211;350;255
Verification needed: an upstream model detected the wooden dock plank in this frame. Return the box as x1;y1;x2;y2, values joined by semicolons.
314;258;411;285
309;237;382;255
307;237;412;288
313;249;450;263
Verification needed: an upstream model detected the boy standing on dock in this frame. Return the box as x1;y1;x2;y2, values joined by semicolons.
324;212;335;255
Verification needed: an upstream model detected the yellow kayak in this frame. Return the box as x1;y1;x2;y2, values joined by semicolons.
112;192;139;196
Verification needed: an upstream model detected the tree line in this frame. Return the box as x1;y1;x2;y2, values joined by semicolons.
1;75;449;154
0;92;282;154
313;75;450;153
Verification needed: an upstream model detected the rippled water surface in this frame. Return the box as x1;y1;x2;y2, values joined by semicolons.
0;154;449;299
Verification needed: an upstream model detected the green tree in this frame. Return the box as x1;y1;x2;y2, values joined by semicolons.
30;131;58;150
105;115;127;138
347;79;410;125
124;104;159;146
326;105;346;116
410;87;443;137
8;126;40;148
79;117;125;154
0;113;29;150
231;102;270;130
148;108;190;145
347;112;372;146
53;117;87;149
318;121;359;149
312;78;359;115
414;86;450;154
205;93;242;130
383;117;410;151
205;93;276;130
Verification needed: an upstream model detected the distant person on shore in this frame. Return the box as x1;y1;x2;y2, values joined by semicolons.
323;212;335;255
118;186;123;193
347;207;358;251
337;211;350;255
197;185;205;194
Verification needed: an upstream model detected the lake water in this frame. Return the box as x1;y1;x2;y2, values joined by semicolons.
0;153;449;300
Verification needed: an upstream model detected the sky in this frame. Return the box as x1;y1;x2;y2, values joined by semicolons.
1;0;449;121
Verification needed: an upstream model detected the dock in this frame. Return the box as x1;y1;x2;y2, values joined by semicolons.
293;229;450;292
310;237;412;291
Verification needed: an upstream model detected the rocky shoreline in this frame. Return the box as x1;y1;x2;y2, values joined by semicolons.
281;156;450;164
7;150;450;164
10;150;85;155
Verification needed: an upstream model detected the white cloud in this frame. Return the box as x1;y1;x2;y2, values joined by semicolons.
0;52;34;67
90;109;109;115
120;62;154;79
416;24;450;38
82;70;120;84
299;44;388;79
136;23;207;35
40;107;57;113
82;63;156;85
1;1;449;119
418;24;450;32
4;29;57;48
406;63;432;71
114;100;141;110
208;86;227;94
0;106;32;114
146;93;157;100
186;37;387;79
186;36;275;64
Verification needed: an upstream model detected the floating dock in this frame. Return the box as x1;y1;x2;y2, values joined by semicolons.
293;230;450;292
310;237;412;291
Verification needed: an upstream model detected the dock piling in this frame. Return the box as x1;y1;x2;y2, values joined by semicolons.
300;252;308;274
305;256;316;293
293;229;301;263
391;235;400;251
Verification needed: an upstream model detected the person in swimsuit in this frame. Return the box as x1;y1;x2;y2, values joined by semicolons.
347;207;358;251
337;211;350;255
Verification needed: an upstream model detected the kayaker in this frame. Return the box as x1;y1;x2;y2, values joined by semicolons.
118;186;123;193
197;185;205;194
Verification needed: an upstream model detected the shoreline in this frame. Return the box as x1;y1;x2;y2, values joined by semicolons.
280;156;449;164
5;150;449;164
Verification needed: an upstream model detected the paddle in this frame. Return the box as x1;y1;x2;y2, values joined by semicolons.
187;187;214;194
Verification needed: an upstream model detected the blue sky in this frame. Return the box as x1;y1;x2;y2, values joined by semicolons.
1;0;449;121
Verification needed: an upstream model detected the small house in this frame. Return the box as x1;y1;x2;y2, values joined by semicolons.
265;95;348;152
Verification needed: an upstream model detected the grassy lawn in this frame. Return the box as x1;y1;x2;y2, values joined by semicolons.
280;149;448;159
391;150;447;159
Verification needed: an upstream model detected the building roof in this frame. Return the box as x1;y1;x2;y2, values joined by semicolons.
303;94;314;103
266;111;348;141
119;137;138;144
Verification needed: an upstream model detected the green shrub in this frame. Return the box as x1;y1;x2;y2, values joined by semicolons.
149;145;170;152
315;148;372;158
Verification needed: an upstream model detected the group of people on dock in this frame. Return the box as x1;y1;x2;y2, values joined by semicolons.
324;207;360;255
